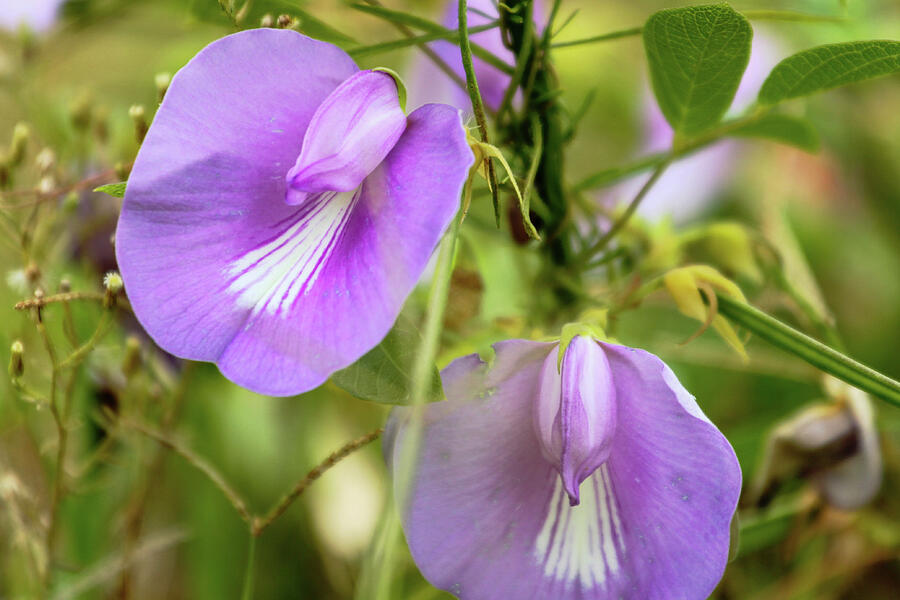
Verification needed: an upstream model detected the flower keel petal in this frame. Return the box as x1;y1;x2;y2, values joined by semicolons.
286;70;406;204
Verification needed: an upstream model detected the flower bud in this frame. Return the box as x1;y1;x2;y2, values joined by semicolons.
663;265;748;359
276;14;294;29
35;147;55;175
69;91;93;131
155;72;172;103
7;123;30;167
122;336;142;378
93;105;110;144
58;278;71;293
9;341;24;379
129;104;148;143
37;175;55;195
260;13;274;28
24;263;40;286
701;223;762;285
103;271;123;308
62;191;80;212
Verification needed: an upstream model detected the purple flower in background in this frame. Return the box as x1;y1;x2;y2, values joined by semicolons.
407;0;546;111
616;31;785;222
115;30;473;396
0;0;64;32
386;336;741;599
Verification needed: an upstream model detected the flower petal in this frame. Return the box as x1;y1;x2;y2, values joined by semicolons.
286;70;407;205
599;343;742;598
116;29;472;396
387;339;741;599
535;336;617;505
214;104;471;394
818;383;882;509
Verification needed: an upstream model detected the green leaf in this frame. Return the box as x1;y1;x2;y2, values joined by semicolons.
93;182;126;197
758;40;900;105
330;314;444;405
730;113;820;152
643;4;752;135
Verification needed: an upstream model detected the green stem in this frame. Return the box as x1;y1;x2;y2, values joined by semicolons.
56;311;113;371
716;294;900;408
577;161;669;263
575;108;772;191
551;10;843;51
372;214;463;600
551;26;643;49
495;3;534;127
240;534;256;600
458;0;500;225
347;22;499;57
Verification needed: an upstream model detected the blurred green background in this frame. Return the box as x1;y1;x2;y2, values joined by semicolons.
1;0;898;598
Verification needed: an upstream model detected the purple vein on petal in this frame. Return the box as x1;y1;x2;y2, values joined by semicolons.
224;189;360;318
534;465;624;590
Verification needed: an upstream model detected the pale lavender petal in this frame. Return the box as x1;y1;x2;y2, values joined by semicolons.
116;29;473;396
285;70;406;205
0;0;63;32
535;336;617;505
599;343;742;597
387;339;741;599
818;385;882;509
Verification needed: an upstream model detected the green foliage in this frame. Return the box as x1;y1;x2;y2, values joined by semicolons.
730;113;820;152
643;4;752;135
759;40;900;105
93;181;127;197
331;315;444;405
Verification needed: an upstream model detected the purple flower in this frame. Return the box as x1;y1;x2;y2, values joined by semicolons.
386;336;741;599
115;30;473;396
407;0;546;111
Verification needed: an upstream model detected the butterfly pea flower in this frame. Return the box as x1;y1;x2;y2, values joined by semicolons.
386;336;741;599
115;29;473;396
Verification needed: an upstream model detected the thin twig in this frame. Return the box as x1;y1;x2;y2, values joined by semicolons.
34;309;63;590
0;162;132;209
56;311;114;371
15;291;104;310
577;161;669;263
252;427;384;536
123;419;253;526
551;26;642;49
348;22;499;57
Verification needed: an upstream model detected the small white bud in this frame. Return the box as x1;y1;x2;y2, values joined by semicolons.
35;147;55;174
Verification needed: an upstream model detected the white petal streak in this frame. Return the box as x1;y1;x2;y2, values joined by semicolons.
534;464;622;590
225;190;357;318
